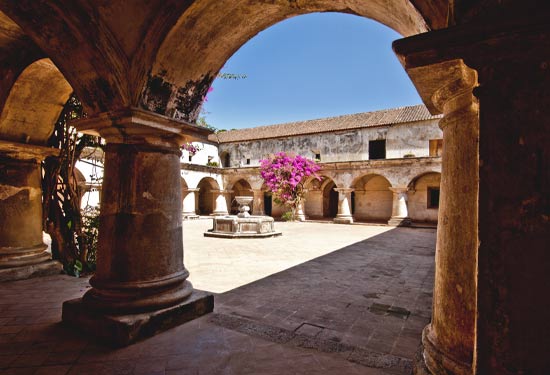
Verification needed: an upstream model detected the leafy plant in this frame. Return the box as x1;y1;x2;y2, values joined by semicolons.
281;211;294;221
259;152;320;220
206;160;219;167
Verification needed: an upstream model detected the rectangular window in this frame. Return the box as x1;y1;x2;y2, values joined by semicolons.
315;153;321;161
188;155;192;162
369;139;386;160
246;158;251;165
429;139;443;157
427;187;440;208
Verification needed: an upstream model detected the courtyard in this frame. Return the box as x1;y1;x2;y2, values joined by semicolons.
0;221;435;374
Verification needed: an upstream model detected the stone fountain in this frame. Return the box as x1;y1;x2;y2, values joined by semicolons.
204;196;281;238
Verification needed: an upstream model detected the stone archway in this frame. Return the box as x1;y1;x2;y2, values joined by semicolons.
321;178;339;219
228;178;253;214
352;174;393;222
197;177;220;215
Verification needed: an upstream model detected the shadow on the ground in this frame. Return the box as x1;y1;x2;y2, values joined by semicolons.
212;226;435;367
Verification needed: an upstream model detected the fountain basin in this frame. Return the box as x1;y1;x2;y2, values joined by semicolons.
204;215;282;239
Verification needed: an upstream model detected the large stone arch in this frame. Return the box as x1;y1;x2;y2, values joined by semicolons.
0;58;72;144
141;1;430;120
227;178;253;214
351;173;393;222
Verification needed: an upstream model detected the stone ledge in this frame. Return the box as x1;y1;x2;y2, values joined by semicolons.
204;230;282;239
62;290;214;347
0;260;63;282
388;217;412;227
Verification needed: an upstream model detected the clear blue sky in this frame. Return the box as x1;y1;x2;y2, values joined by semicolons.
203;12;422;131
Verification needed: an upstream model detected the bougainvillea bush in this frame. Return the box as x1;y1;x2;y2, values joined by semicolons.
260;152;320;219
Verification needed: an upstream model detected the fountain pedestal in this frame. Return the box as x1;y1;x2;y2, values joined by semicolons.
204;196;281;239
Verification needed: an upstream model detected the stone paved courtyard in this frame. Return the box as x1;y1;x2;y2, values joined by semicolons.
0;221;435;374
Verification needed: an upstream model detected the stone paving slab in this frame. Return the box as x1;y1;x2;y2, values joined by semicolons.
0;221;435;374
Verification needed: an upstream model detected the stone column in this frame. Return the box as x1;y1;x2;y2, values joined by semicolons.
388;187;411;226
333;188;354;224
62;109;213;346
295;199;306;221
392;48;479;374
212;189;231;216
182;188;199;218
0;140;62;281
251;189;264;216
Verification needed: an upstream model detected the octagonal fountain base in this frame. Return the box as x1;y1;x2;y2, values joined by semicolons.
205;215;282;239
204;196;281;239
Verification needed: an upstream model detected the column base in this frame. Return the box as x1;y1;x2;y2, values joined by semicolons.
0;260;62;282
62;289;214;347
334;215;353;224
420;324;472;375
388;217;411;226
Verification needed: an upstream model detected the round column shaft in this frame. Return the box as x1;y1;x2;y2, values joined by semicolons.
334;188;354;224
0;141;59;272
182;188;199;217
212;190;231;216
388;187;411;226
422;61;479;375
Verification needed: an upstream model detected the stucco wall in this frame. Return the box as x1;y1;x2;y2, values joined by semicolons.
408;173;441;222
218;119;442;167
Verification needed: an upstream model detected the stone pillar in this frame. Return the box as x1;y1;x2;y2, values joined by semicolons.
470;31;550;375
295;199;306;222
212;189;231;216
333;188;354;224
182;188;199;218
388;187;411;226
0;141;62;281
393;46;479;375
62;109;213;346
396;15;550;373
251;189;264;216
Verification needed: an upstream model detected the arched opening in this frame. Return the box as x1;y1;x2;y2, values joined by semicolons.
322;178;339;219
197;177;220;215
352;174;393;222
220;151;231;168
229;178;252;214
408;172;441;223
0;58;72;144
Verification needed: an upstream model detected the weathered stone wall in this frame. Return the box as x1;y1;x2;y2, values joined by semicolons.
408;172;441;222
217;119;442;167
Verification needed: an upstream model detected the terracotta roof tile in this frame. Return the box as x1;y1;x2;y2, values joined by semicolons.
209;105;441;143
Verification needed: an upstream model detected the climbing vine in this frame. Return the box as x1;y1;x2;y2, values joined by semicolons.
42;94;101;276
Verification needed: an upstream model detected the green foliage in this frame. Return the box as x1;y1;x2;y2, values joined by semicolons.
42;94;102;276
206;160;219;167
281;211;294;222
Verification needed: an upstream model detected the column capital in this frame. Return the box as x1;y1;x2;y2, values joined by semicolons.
183;188;200;192
0;139;59;162
212;189;233;195
72;107;212;148
334;187;354;194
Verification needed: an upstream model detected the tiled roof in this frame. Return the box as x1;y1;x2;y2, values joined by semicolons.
209;104;441;143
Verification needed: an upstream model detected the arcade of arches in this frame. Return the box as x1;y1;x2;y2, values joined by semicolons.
0;2;549;375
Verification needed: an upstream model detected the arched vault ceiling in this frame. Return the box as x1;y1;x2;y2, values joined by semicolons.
0;59;72;145
151;0;431;88
0;0;448;118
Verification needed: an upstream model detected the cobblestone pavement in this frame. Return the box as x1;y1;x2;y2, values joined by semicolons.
0;221;435;374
